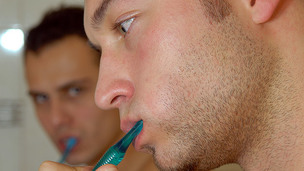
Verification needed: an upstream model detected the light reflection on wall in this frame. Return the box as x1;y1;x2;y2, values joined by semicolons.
0;29;24;53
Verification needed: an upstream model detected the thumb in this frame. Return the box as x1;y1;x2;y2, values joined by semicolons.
96;164;118;171
39;161;93;171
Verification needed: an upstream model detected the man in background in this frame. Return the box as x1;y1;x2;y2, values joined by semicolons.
24;6;157;170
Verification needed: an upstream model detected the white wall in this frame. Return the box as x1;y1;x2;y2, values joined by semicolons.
0;0;83;171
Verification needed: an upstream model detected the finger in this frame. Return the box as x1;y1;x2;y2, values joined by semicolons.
96;164;118;171
39;161;93;171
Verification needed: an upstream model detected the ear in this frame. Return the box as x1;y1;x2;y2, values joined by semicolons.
250;0;280;24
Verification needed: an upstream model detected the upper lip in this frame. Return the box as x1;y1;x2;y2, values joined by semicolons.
120;118;140;134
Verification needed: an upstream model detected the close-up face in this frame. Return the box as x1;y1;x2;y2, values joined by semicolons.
84;0;276;170
25;35;121;165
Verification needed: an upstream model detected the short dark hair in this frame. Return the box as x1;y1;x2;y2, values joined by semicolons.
24;6;87;55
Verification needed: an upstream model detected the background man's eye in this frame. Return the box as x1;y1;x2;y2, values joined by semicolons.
35;94;48;104
119;18;134;35
68;87;81;97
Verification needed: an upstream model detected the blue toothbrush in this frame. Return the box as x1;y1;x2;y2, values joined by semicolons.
58;137;77;163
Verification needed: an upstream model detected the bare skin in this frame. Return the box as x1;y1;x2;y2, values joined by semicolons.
26;35;120;165
26;35;157;170
39;0;304;170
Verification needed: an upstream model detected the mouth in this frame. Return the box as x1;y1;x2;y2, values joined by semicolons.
121;119;144;149
58;136;78;152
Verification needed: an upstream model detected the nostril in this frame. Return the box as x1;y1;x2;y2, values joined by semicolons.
111;96;119;104
95;80;134;109
110;95;126;107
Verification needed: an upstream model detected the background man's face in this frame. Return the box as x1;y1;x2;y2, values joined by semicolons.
25;35;121;165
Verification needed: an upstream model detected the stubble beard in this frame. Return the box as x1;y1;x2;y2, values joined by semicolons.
151;12;279;171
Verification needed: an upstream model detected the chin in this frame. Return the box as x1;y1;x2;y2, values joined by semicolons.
152;148;203;171
66;158;81;165
66;155;89;165
154;160;202;171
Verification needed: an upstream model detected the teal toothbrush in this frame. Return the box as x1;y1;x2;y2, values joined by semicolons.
92;120;143;171
58;137;77;163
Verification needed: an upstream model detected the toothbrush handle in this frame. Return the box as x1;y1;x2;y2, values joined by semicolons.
92;121;142;171
92;146;125;171
58;147;71;163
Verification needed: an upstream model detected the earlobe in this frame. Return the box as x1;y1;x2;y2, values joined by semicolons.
250;0;280;24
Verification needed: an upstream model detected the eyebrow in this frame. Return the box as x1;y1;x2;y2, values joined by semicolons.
56;79;89;92
28;79;90;96
91;0;117;29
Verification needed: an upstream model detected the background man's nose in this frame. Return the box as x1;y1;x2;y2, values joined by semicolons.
50;100;71;128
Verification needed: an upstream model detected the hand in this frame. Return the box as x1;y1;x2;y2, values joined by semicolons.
95;164;118;171
39;161;93;171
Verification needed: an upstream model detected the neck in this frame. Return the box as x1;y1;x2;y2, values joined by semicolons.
238;57;304;170
239;107;304;170
238;1;304;170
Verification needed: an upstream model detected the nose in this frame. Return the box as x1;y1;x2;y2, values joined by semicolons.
95;51;134;110
50;99;71;129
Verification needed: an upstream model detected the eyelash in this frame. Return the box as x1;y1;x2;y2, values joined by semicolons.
113;17;135;36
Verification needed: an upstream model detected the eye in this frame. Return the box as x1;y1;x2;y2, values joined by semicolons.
68;87;81;97
35;94;48;104
118;18;134;35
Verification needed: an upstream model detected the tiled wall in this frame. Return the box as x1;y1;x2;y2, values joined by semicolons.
0;0;83;170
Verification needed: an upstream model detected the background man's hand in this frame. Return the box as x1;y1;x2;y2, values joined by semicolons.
39;161;118;171
94;164;118;171
39;161;93;171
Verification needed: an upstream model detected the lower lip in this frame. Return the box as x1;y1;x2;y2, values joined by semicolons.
133;129;143;151
59;142;65;152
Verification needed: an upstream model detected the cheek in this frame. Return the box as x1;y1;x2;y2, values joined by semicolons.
73;104;100;123
142;84;172;120
83;109;120;146
37;112;55;136
133;25;188;120
79;105;119;129
135;18;183;79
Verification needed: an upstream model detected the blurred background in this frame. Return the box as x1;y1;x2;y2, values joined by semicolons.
0;0;242;170
0;0;83;170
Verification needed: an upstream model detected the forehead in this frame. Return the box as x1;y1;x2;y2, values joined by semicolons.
84;0;105;26
84;0;126;48
25;36;99;88
28;36;96;68
84;0;103;42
